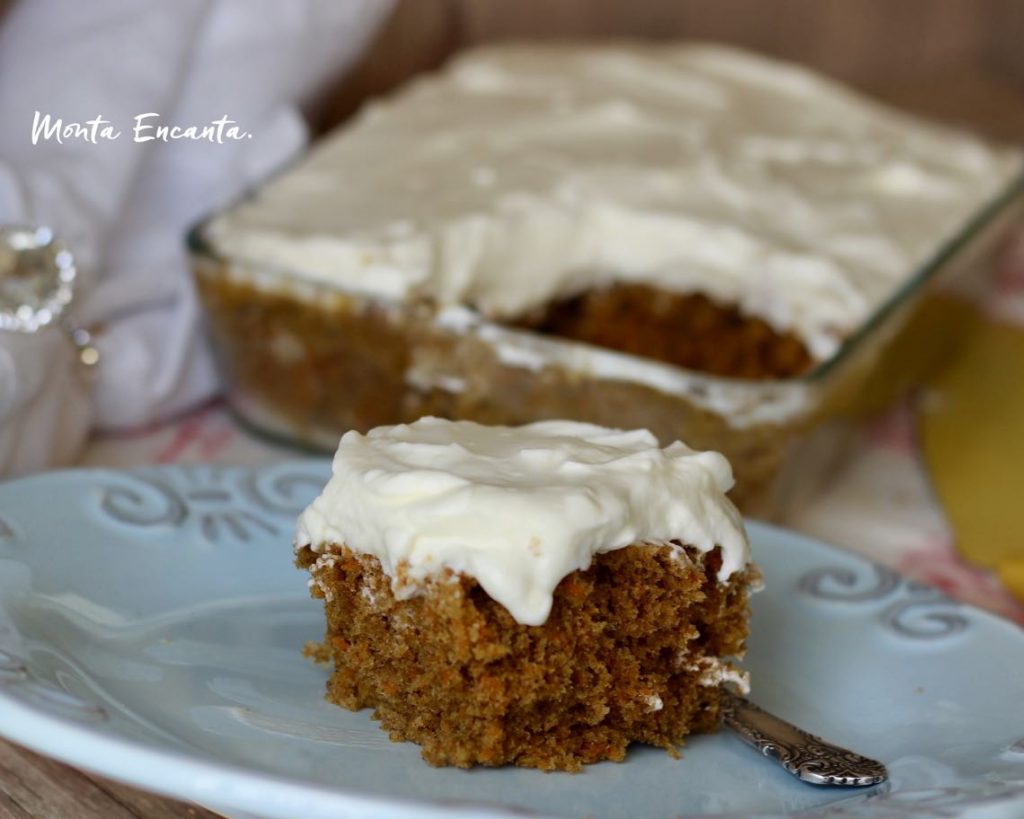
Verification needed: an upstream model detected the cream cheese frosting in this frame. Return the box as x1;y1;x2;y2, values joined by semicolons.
207;42;1022;360
295;417;750;625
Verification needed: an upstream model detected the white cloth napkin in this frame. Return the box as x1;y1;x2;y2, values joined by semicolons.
0;0;394;475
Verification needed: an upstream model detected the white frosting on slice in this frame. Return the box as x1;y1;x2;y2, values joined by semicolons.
207;43;1022;360
295;417;750;625
687;657;751;694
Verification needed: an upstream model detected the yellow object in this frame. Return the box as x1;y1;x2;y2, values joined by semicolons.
999;560;1024;602
919;310;1024;601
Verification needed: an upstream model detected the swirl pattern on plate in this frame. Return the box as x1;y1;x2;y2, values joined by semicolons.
812;778;1024;817
0;648;106;723
798;564;969;639
98;463;329;546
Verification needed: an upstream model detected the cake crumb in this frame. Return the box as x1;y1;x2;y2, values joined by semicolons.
297;541;755;770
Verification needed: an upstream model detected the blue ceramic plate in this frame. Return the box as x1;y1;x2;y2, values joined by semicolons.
0;463;1022;819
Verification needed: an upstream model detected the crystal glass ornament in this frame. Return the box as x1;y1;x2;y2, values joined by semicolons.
0;225;99;366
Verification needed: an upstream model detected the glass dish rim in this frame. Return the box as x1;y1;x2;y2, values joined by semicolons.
186;164;1024;389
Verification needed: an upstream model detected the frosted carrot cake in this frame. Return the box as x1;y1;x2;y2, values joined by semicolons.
295;417;758;770
204;42;1021;372
195;43;1022;510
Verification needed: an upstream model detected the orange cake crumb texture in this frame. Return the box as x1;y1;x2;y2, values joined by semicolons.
524;284;812;379
298;543;755;771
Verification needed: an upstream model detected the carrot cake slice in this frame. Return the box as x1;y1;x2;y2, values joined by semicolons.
295;417;758;770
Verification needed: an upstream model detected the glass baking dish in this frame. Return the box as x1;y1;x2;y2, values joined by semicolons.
188;167;1024;518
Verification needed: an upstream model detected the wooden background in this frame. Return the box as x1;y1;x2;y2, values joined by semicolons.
320;0;1024;141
